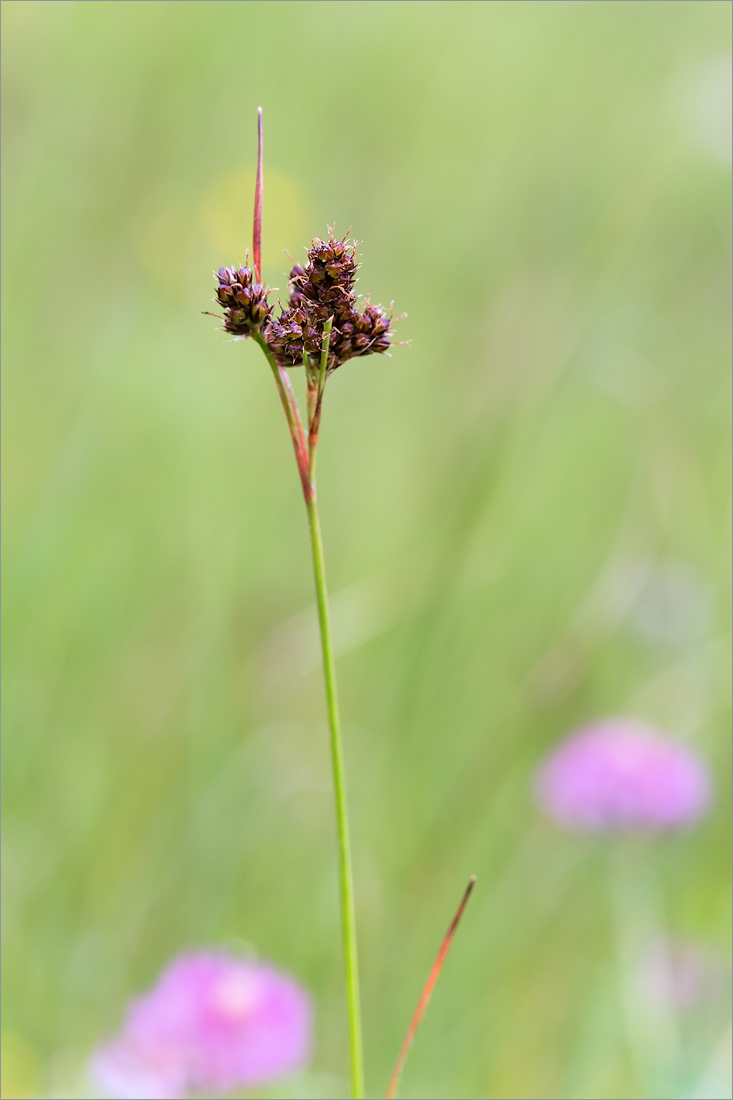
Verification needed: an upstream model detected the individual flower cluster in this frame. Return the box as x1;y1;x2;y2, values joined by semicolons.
209;234;393;371
91;951;311;1100
534;719;711;831
214;266;272;337
266;235;391;371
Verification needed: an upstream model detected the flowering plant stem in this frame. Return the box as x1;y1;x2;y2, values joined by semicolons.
305;488;365;1100
253;325;364;1099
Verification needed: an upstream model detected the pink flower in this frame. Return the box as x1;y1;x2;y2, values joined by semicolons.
92;952;312;1099
534;719;711;831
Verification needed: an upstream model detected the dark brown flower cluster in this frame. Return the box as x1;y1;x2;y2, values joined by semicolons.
214;266;272;337
210;235;393;371
265;236;391;372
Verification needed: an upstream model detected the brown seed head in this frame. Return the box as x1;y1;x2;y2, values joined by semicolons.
213;266;273;337
264;233;392;371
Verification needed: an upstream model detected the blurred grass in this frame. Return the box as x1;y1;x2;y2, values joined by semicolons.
1;2;731;1098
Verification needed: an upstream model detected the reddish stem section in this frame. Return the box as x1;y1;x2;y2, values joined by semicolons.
253;107;263;282
385;876;476;1100
278;366;311;499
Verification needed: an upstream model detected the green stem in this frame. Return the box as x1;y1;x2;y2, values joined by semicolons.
257;330;364;1098
306;487;364;1100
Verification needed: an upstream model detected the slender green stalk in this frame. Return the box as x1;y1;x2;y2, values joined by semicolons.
256;322;364;1097
305;485;364;1100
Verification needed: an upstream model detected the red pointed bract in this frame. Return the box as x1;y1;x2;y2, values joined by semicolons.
385;876;476;1100
253;106;263;283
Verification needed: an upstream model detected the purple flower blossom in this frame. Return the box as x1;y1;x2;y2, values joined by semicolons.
534;719;711;830
92;952;312;1099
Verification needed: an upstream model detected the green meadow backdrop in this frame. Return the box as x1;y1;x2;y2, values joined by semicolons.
2;2;731;1097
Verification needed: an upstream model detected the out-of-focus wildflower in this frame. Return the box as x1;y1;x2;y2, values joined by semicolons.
534;719;711;830
91;951;311;1100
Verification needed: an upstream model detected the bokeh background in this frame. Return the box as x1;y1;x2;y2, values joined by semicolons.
2;2;731;1098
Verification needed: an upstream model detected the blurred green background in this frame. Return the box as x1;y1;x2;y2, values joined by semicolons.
2;2;731;1098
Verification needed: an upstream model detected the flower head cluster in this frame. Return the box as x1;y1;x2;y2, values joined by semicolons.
266;235;391;371
214;266;272;337
210;233;393;371
92;951;311;1100
534;719;711;831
